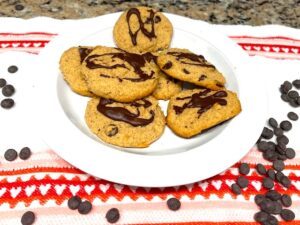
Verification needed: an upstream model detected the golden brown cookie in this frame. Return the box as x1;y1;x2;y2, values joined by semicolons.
81;46;158;102
167;89;241;138
113;7;173;53
157;48;226;90
85;96;165;148
59;46;94;96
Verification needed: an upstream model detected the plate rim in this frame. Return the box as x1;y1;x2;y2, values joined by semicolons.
34;12;268;187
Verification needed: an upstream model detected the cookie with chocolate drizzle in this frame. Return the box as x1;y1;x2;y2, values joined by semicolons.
59;46;94;96
81;46;158;102
157;48;226;90
167;89;241;138
85;96;165;148
113;7;173;53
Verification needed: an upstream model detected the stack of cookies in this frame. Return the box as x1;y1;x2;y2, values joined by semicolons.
59;6;242;148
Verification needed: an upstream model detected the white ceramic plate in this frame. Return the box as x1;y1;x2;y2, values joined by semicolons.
34;13;267;187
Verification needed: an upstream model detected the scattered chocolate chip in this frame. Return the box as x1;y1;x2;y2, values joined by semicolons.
280;209;295;221
182;68;190;74
267;169;276;180
78;200;92;214
237;176;249;188
297;96;300;105
1;98;14;109
272;201;283;215
287;111;298;121
268;118;278;128
275;142;286;155
275;171;284;182
238;163;250;175
21;211;35;225
280;176;291;188
105;208;120;223
167;197;181;211
263;149;278;162
277;153;287;161
280;81;292;94
266;190;281;201
288;90;299;99
280;120;292;131
273;160;285;172
198;74;207;81
254;194;266;206
261;127;273;139
256;163;267;175
289;99;299;107
260;198;276;213
268;214;279;225
285;147;296;159
0;78;6;87
267;141;276;151
277;135;289;145
254;211;269;223
15;4;24;11
8;65;18;73
105;124;118;137
19;147;31;160
68;195;81;210
292;79;300;89
162;61;172;70
281;94;290;102
257;141;269;152
2;84;15;97
274;127;283;137
262;177;274;189
280;194;292;208
4;148;18;161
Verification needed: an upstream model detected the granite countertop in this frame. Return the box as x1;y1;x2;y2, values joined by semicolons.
0;0;299;28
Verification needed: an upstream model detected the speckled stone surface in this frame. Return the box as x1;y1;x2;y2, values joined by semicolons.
0;0;299;28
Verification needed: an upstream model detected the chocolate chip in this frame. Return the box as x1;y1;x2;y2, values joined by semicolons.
281;194;292;207
280;81;292;94
254;194;266;206
257;141;269;152
8;65;18;73
280;209;295;221
256;163;267;175
68;195;81;210
288;90;299;99
268;118;278;128
275;142;286;155
4;148;18;161
290;98;299;107
280;176;291;188
237;176;249;188
262;177;274;189
285;147;296;159
167;197;181;211
293;79;300;89
2;84;15;97
21;211;35;225
182;68;190;74
263;149;278;162
280;120;292;131
281;94;290;102
15;4;24;11
105;124;118;137
254;211;269;223
198;74;207;81
154;16;161;23
260;198;276;213
287;111;298;121
277;135;289;145
231;183;241;194
105;208;120;223
273;160;285;171
268;214;279;225
19;147;31;160
272;201;283;215
238;163;250;175
261;127;273;139
162;61;172;70
277;153;287;161
275;171;284;182
267;141;276;151
1;98;14;109
297;96;300;105
78;200;92;214
273;127;283;137
0;78;6;87
266;190;281;201
267;169;276;180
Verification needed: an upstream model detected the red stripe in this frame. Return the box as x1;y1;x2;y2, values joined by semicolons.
230;35;300;42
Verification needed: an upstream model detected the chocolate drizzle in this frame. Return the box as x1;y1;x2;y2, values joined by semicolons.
85;50;154;82
97;98;155;127
78;47;93;63
167;52;215;69
173;89;227;116
126;8;157;46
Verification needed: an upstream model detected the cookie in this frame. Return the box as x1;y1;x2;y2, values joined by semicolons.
85;96;165;148
157;48;226;90
152;70;182;100
59;46;94;96
81;46;158;102
113;7;173;53
167;89;241;138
